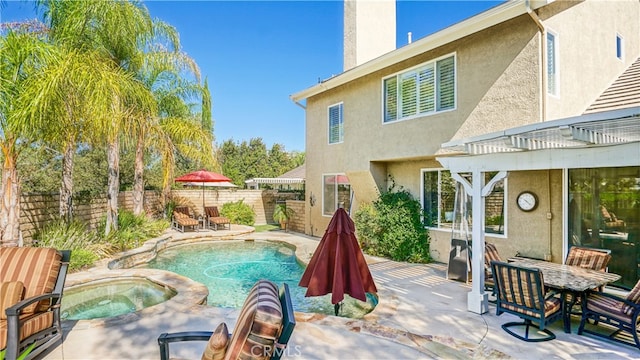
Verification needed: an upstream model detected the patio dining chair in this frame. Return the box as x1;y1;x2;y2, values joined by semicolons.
1;247;71;360
491;261;563;342
484;242;502;296
578;279;640;349
158;280;296;360
565;246;612;316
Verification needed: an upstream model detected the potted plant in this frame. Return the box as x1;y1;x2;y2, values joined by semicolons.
273;204;294;230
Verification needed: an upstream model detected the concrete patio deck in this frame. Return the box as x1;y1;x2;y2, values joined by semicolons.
44;227;639;359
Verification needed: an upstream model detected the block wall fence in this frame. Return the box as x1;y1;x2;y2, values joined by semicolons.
18;190;304;244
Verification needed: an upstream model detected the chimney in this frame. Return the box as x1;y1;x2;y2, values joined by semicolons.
344;0;396;71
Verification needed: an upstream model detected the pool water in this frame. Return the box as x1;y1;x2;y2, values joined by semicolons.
141;241;376;318
61;278;176;320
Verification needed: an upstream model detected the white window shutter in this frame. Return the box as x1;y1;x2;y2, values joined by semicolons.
436;57;455;111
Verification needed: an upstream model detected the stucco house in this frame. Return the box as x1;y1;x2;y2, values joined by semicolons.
291;0;640;311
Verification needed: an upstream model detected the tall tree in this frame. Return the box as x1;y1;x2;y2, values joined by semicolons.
201;77;213;133
0;31;53;245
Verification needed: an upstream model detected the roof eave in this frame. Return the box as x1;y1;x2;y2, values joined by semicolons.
290;0;549;103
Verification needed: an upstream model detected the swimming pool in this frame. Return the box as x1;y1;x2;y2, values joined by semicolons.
140;240;376;318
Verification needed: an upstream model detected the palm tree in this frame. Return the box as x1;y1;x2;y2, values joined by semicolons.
35;0;157;235
0;28;58;246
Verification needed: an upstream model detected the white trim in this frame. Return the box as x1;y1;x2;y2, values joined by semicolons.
616;33;624;60
420;168;507;237
328;102;344;145
382;53;457;124
291;0;550;103
546;29;559;98
321;173;350;217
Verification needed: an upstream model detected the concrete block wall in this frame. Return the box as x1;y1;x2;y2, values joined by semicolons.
285;200;305;233
17;190;304;244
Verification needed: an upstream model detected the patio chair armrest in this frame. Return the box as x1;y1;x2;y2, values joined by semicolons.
5;293;62;316
544;289;561;300
584;289;640;319
158;331;213;360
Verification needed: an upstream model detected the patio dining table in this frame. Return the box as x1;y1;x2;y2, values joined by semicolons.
508;258;621;333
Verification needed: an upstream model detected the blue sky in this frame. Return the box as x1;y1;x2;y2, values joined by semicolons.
2;0;503;152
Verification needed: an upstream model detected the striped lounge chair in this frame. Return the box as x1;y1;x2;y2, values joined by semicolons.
205;206;231;231
158;279;296;360
0;247;71;360
578;279;640;349
172;207;200;232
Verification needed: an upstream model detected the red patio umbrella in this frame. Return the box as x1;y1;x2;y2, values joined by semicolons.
174;169;232;214
299;208;377;315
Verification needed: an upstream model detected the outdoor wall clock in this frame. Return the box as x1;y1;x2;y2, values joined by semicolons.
516;191;538;212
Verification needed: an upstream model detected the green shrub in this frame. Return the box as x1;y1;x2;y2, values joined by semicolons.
35;211;169;271
220;200;255;225
354;181;431;263
33;219;105;271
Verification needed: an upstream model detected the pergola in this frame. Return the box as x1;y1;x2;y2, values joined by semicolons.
436;107;640;314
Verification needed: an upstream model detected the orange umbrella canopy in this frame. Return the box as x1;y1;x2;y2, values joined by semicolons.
299;208;377;304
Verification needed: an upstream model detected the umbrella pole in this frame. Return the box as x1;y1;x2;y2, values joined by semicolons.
334;302;341;316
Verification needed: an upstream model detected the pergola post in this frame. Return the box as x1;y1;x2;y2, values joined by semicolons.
451;170;508;314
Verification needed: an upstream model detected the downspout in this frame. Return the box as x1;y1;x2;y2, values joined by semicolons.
526;0;547;122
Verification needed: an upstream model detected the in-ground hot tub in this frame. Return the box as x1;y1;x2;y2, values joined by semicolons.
60;268;208;327
61;277;176;320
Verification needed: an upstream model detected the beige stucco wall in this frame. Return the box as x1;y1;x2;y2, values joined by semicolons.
305;14;543;236
302;0;640;261
539;0;640;119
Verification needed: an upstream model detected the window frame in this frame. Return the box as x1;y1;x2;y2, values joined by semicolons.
616;33;624;60
328;102;344;145
322;173;351;217
382;53;457;124
421;168;508;238
546;30;559;97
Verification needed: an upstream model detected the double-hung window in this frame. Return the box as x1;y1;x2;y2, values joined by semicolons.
384;54;456;123
547;31;558;96
323;174;351;216
328;103;344;144
422;169;506;235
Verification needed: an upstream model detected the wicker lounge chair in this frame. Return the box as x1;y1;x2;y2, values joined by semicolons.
158;280;296;360
578;279;640;349
1;247;71;360
491;261;562;342
204;206;231;230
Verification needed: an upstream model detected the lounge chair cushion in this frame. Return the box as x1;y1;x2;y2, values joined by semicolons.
0;311;54;350
623;280;640;315
0;247;62;314
224;280;283;360
0;281;25;320
174;211;199;226
202;322;229;360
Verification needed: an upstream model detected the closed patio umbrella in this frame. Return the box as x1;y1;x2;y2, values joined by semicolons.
175;170;232;214
299;208;377;315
